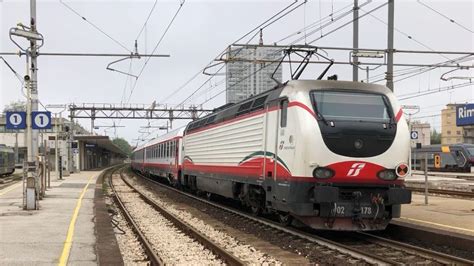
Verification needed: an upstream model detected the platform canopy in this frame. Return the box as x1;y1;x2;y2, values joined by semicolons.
74;135;126;157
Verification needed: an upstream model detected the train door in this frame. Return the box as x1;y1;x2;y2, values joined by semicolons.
264;98;291;205
453;150;467;168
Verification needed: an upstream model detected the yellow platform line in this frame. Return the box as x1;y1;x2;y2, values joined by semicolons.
58;174;95;266
0;183;22;196
400;217;474;233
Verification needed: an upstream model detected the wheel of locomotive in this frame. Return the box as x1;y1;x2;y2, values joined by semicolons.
206;192;213;201
278;212;293;226
250;205;262;216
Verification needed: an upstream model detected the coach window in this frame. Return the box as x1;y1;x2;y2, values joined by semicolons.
171;141;175;157
168;142;171;157
280;99;288;128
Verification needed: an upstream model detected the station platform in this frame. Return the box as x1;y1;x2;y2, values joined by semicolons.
0;170;104;265
405;173;474;192
397;193;474;237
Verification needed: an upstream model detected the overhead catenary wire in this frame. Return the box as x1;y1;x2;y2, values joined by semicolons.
368;55;473;84
138;1;307;137
157;1;305;107
187;1;385;108
59;0;132;53
359;7;452;62
126;0;185;104
399;81;473;100
417;0;474;34
277;1;355;44
135;0;159;41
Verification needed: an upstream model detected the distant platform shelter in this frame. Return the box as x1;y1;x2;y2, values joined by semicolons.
74;135;126;170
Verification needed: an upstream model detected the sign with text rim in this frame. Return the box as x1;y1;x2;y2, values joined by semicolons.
456;104;474;126
32;111;52;129
6;111;26;129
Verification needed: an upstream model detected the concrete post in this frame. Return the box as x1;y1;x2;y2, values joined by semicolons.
386;0;394;91
353;0;359;82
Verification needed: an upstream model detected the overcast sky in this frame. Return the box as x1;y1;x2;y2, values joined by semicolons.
1;0;473;145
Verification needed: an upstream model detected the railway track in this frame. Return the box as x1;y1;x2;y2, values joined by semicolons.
108;166;244;265
131;168;474;265
408;187;474;198
0;174;22;190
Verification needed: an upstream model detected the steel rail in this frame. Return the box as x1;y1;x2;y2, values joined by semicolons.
359;232;474;265
119;170;245;266
407;187;474;198
108;167;164;266
132;170;390;265
133;169;474;265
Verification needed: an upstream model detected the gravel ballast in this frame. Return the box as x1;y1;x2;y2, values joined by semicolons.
113;174;224;265
123;172;282;265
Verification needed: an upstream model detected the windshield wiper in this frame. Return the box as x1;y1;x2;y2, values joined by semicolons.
313;104;329;125
381;96;396;126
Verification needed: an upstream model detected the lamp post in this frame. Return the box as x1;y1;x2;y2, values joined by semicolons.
9;0;44;210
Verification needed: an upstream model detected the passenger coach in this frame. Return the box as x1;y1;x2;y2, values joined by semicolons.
131;128;184;183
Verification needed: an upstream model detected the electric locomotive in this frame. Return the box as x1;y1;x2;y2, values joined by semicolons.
132;46;412;231
180;79;411;231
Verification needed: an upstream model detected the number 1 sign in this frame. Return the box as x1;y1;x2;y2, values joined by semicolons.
32;111;52;129
6;111;27;129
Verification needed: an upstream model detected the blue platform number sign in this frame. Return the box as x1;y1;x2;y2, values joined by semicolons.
32;111;52;129
6;111;27;129
410;131;418;140
456;104;474;126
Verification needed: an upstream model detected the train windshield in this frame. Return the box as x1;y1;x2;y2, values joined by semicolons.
467;147;474;156
310;91;391;122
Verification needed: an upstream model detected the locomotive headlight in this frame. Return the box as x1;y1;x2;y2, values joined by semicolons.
354;139;364;150
377;169;397;180
313;167;335;179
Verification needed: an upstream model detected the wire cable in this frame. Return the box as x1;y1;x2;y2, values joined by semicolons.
59;0;132;53
399;81;472;100
135;0;159;41
126;0;185;104
159;1;304;106
359;7;452;62
417;0;474;34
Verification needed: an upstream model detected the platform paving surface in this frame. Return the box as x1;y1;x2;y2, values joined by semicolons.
398;193;474;236
406;173;474;192
0;171;101;265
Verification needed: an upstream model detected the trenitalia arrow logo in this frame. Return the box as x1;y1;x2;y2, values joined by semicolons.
347;163;366;177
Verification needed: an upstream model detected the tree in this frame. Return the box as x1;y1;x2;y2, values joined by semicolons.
431;129;441;144
112;137;133;157
3;100;26;113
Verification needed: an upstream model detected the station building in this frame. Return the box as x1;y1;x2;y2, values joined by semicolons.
0;115;126;171
411;122;431;147
441;104;474;144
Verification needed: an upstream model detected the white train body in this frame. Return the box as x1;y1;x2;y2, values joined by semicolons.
133;80;412;230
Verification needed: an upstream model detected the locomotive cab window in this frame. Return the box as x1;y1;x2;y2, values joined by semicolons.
310;90;392;122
